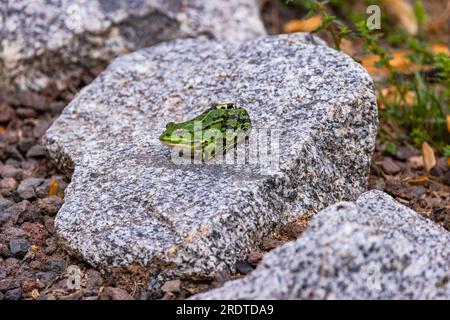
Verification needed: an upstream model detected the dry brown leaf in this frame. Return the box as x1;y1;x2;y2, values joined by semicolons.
383;0;418;35
389;50;414;72
360;50;416;77
408;155;424;169
360;54;386;76
31;289;40;300
378;85;415;107
422;142;436;172
340;38;356;56
49;178;59;196
405;175;429;186
429;43;450;56
0;126;6;134
447;115;450;133
282;14;322;33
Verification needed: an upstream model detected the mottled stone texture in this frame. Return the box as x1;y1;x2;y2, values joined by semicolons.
43;33;377;289
0;0;265;93
193;191;450;299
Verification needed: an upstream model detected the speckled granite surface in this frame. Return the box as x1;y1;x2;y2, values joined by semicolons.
193;190;450;299
0;0;265;93
43;33;377;290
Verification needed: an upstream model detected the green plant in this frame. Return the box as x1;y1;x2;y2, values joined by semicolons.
444;145;450;157
287;0;449;152
385;142;397;156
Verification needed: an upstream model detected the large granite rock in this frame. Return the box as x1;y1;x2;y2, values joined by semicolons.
0;0;265;93
193;191;450;299
43;33;377;290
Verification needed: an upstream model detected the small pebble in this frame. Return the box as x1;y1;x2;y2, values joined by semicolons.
43;258;65;274
4;288;22;300
236;260;254;275
17;178;43;200
9;239;31;258
26;145;46;158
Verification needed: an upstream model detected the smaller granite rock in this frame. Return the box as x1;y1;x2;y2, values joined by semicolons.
9;239;30;258
17;178;43;200
192;191;450;299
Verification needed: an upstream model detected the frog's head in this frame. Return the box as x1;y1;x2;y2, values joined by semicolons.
159;122;193;146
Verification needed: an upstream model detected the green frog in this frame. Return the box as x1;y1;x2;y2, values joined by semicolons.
159;103;251;160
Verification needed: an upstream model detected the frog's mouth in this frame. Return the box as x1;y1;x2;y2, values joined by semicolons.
159;137;197;149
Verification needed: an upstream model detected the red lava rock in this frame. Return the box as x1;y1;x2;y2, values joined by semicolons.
43;216;54;233
21;278;38;293
85;269;104;290
0;278;19;291
384;179;414;200
247;250;264;266
17;177;44;200
0;177;19;197
100;287;134;300
443;172;450;186
161;292;177;300
17;138;36;154
430;157;449;177
2;227;28;242
29;260;42;270
4;287;22;300
260;238;285;251
381;157;402;175
36;196;63;216
26;145;46;158
0;164;24;181
15;91;49;111
21;222;49;246
161;279;181;293
15;108;38;119
5;145;23;161
393;146;416;161
32;120;52;139
57;291;83;300
6;200;34;224
0;103;14;123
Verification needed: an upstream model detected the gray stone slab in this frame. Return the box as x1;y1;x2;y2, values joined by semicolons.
0;0;265;93
43;33;377;290
192;190;450;299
